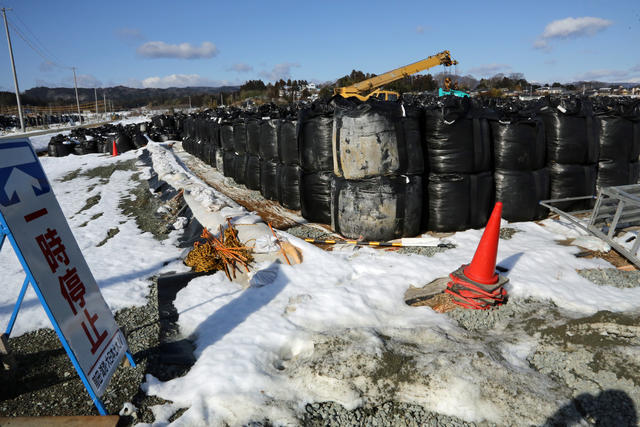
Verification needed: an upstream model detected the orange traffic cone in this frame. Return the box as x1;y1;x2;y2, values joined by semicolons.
445;202;508;309
112;140;118;157
463;202;502;285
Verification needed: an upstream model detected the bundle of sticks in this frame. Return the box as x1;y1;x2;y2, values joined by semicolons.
185;219;253;279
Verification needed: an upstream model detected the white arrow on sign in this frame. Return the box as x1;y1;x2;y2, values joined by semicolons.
4;167;44;204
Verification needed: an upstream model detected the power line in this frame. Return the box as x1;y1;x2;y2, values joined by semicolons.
11;10;65;67
8;20;70;70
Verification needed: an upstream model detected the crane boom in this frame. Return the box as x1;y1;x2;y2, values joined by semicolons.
334;50;457;101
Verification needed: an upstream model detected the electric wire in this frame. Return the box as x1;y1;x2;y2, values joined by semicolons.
6;10;71;70
11;11;65;67
8;21;71;70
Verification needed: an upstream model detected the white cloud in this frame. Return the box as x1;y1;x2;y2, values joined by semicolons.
137;41;219;59
140;74;230;88
534;17;612;49
259;62;300;81
228;63;253;73
467;63;512;77
533;39;550;50
116;28;145;42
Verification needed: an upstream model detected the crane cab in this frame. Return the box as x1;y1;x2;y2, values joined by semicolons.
369;89;399;102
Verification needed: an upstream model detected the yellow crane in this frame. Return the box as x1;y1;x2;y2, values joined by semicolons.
333;50;458;101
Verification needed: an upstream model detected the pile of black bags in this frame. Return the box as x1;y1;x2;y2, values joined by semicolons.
177;95;640;240
47;122;149;157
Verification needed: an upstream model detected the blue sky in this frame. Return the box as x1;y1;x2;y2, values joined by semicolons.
0;0;638;90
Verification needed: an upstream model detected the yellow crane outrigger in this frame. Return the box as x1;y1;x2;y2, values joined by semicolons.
333;50;458;101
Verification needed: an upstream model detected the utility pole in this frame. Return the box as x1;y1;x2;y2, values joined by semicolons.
2;8;24;132
72;67;82;123
94;87;98;115
188;95;192;109
103;92;107;118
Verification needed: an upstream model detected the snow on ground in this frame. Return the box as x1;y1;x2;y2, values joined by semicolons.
2;137;639;425
137;142;640;426
0;146;187;337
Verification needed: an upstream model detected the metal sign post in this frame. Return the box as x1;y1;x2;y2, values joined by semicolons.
0;138;135;415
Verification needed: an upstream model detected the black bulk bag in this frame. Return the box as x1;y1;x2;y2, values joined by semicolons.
193;140;203;160
300;171;332;224
596;160;640;189
203;141;216;166
299;103;334;172
233;120;248;154
424;96;492;174
332;98;424;179
259;119;278;161
215;150;225;174
595;101;640;189
245;155;261;190
260;160;279;200
48;141;73;157
208;120;220;148
109;132;134;154
223;151;236;178
278;164;302;210
495;168;549;222
539;98;598;165
491;118;546;171
233;153;247;185
278;119;299;165
426;172;494;232
73;143;85;156
79;139;99;154
220;123;235;151
331;175;422;241
549;162;597;211
597;115;640;163
246;118;261;155
132;132;148;149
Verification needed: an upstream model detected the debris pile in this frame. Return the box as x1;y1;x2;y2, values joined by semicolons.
184;220;253;278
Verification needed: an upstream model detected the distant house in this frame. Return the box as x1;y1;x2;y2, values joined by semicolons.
534;87;564;95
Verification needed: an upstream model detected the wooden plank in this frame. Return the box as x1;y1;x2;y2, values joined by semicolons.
0;416;120;427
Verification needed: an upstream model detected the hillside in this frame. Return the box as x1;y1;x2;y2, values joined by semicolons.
0;85;240;108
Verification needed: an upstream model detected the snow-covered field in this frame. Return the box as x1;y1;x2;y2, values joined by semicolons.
2;139;639;425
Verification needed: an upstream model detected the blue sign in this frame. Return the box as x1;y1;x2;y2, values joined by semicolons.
0;141;50;207
0;138;135;416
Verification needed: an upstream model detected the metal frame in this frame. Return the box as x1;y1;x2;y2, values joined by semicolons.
540;184;640;269
0;212;136;415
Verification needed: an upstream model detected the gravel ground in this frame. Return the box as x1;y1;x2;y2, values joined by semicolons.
0;152;192;424
577;267;640;288
499;227;519;240
287;224;457;257
286;224;338;241
302;401;494;427
0;284;159;419
3;147;640;425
